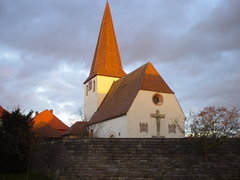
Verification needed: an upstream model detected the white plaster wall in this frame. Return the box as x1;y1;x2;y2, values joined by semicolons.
84;76;97;120
96;76;119;108
127;90;185;138
89;115;128;138
84;75;119;120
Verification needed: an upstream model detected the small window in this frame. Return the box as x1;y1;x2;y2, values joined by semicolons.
140;122;148;133
86;85;88;96
168;124;176;134
89;129;93;138
152;93;163;105
89;80;92;91
93;80;95;92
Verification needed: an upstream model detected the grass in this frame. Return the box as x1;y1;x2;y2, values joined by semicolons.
0;174;54;180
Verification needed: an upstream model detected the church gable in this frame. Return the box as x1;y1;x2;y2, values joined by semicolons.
127;90;185;138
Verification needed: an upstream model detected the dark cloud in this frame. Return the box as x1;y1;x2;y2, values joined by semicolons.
0;0;239;124
119;0;240;63
0;0;102;61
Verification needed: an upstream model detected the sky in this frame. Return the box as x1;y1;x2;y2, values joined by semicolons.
0;0;240;126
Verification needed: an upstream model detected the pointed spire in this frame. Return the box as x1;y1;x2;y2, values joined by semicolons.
84;2;126;83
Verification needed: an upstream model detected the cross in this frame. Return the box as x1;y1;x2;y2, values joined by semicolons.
150;110;165;136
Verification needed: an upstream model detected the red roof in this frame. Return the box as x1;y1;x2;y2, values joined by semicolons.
63;121;88;137
0;106;4;117
33;110;69;136
84;2;126;83
34;122;62;138
88;62;174;125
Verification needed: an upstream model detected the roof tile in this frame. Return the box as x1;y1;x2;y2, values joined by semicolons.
33;110;69;135
63;121;88;137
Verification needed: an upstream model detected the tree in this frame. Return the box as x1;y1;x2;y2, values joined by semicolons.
0;108;34;176
88;122;110;138
173;106;240;160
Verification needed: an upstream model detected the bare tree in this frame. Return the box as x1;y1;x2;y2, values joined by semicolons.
67;107;109;138
67;107;85;126
88;122;110;138
173;106;240;161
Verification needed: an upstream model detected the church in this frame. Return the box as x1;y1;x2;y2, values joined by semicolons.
84;2;185;138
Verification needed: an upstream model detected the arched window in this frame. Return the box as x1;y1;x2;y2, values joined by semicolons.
89;129;93;138
93;80;95;92
89;80;92;91
86;85;88;96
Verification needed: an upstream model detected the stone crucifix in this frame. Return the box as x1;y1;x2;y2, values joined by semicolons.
150;110;165;136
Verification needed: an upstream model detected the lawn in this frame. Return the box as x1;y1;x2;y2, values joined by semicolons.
0;174;54;180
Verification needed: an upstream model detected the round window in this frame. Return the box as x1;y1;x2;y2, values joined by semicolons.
152;93;163;105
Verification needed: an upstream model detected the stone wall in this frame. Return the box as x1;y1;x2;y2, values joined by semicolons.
31;138;240;180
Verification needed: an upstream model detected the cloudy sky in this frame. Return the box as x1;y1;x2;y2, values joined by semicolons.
0;0;239;125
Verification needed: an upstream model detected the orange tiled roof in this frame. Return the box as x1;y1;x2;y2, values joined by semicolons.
33;110;69;135
34;122;62;138
88;62;174;125
84;2;126;83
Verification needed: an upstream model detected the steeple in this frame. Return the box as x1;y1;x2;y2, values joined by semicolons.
84;2;126;83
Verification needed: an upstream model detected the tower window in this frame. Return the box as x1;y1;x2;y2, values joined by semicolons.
93;81;95;92
86;85;88;96
89;80;92;91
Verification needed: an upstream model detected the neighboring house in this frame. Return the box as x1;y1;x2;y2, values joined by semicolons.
63;121;88;139
33;109;69;138
0;106;7;123
0;105;9;119
84;3;185;138
0;105;4;118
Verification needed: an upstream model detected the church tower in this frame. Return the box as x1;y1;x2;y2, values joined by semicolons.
84;2;126;120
